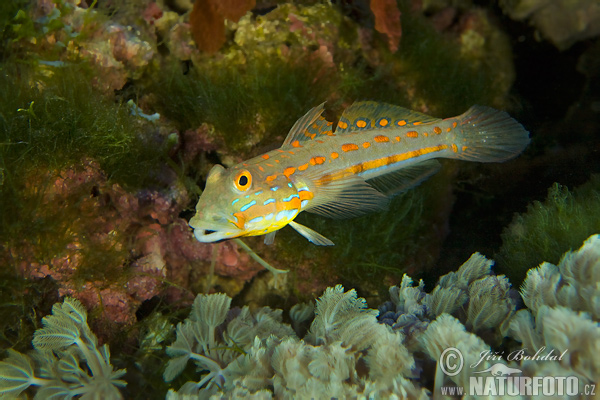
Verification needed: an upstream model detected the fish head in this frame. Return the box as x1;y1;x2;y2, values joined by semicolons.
190;162;303;243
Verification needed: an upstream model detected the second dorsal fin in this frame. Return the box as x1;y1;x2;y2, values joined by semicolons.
335;101;440;134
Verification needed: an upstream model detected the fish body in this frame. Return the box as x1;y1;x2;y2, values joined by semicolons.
190;101;529;245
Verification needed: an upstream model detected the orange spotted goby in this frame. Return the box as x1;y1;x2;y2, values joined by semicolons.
190;101;529;245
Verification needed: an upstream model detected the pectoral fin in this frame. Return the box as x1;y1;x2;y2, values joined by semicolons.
289;221;334;246
264;231;277;245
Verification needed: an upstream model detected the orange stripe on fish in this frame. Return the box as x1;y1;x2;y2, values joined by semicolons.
317;145;450;185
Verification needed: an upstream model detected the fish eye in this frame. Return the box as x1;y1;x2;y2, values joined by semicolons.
234;170;252;191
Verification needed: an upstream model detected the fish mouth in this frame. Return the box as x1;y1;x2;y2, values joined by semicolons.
192;227;238;243
189;214;239;243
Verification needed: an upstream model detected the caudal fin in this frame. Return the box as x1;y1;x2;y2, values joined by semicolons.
453;105;530;162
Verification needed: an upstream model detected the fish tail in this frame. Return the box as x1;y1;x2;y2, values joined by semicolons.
453;105;530;162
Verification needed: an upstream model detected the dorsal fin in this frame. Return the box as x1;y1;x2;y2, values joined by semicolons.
282;103;335;148
335;101;440;134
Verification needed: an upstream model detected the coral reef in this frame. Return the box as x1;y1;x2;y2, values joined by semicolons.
3;234;599;398
1;0;597;397
1;0;524;316
160;234;598;397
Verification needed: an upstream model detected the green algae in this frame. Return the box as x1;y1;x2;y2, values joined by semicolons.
0;270;58;352
147;56;333;158
0;0;29;49
0;63;165;190
496;176;600;285
0;62;168;305
391;2;514;115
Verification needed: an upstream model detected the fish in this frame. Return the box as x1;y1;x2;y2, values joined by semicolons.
189;101;529;245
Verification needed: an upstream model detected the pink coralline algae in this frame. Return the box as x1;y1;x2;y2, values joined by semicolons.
16;159;264;332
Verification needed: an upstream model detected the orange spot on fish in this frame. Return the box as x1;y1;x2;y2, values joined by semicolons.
288;151;295;155
310;133;316;139
289;197;301;210
395;136;401;142
338;121;348;130
258;166;264;172
283;167;296;178
446;127;452;132
363;142;371;148
312;123;318;129
292;140;302;148
266;174;278;182
232;212;246;229
452;122;458;128
356;119;367;128
379;119;389;127
243;163;248;166
462;146;468;151
298;163;309;171
406;131;418;138
413;121;422;126
342;143;359;152
266;163;273;167
452;143;458;153
326;121;333;126
434;126;442;134
261;154;270;160
312;156;326;165
374;135;389;143
423;132;428;137
316;140;324;144
397;120;407;126
299;190;313;201
331;152;339;159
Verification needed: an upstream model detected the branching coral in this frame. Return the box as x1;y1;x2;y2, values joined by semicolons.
0;297;125;399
